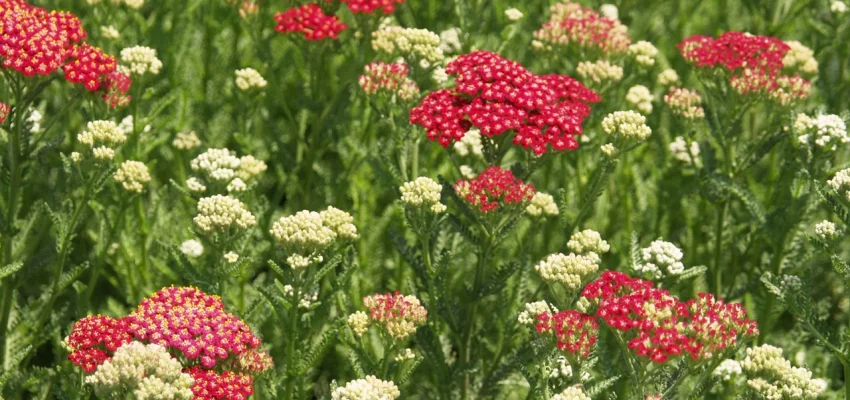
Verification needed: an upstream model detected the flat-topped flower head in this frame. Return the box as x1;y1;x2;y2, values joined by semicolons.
714;359;743;381
191;148;241;182
576;60;623;86
274;4;346;40
410;51;600;154
518;300;555;325
552;386;591;400
534;1;631;56
782;41;818;76
235;68;267;90
526;192;559;216
85;341;194;400
113;160;151;193
400;177;446;213
669;136;701;166
270;206;358;268
359;62;420;101
535;310;599;357
119;46;162;76
453;128;484;158
193;195;256;233
657;69;679;86
185;367;254;400
372;27;444;64
664;88;705;119
454;166;535;213
626;85;653;114
332;376;400;400
742;344;825;399
628;41;658;67
180;239;204;258
636;239;685;278
505;8;523;21
337;0;404;14
795;113;848;150
568;229;610;255
814;220;839;240
172;130;201;150
601;110;652;141
101;71;132;108
63;44;118;91
237;155;267;181
827;168;850;200
77;120;127;160
66;315;134;373
362;292;427;340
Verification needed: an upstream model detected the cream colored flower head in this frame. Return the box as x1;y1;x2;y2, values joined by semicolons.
601;110;652;141
173;130;201;150
77;120;127;160
526;192;558;216
535;252;600;291
331;376;400;400
119;46;162;76
85;342;194;400
626;85;653;114
400;177;446;214
235;68;268;91
113;160;151;193
568;229;610;255
193;195;256;233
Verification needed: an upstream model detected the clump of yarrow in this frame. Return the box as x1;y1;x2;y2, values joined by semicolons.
270;207;358;269
634;239;685;279
186;148;267;194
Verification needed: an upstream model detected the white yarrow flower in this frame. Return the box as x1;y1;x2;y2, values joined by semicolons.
119;46;162;76
180;240;204;258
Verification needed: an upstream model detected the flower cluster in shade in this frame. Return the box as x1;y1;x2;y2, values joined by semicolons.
533;1;631;55
678;32;813;105
664;88;705;119
741;344;826;399
454;166;535;213
410;51;600;154
187;148;267;194
77;120;127;160
331;376;400;400
371;26;444;66
795;113;848;150
274;4;346;41
85;341;194;400
351;292;428;340
269;206;358;269
173;131;202;150
536;229;608;290
0;0;119;91
669;136;701;167
359;62;419;101
815;220;839;241
400;176;446;214
66;287;272;399
576;271;759;363
634;239;685;279
334;0;404;15
625;85;653;114
827;168;850;201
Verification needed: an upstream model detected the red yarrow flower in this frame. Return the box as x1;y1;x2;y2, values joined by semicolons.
333;0;404;14
62;43;118;91
100;71;133;108
535;310;599;357
362;292;427;339
410;51;599;155
66;315;134;373
186;366;254;400
454;166;535;213
534;1;631;55
274;4;347;41
359;61;419;101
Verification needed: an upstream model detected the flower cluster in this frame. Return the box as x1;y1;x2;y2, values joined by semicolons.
664;88;705;119
782;41;818;76
669;136;701;166
362;292;427;340
113;160;152;193
505;8;523;21
795;113;848;150
119;46;162;76
815;220;839;240
657;69;680;86
453;128;483;158
576;59;623;86
0;102;8;124
628;41;659;67
64;44;119;91
827;168;850;200
186;366;255;400
535;252;600;291
193;195;257;233
331;376;400;400
535;310;599;357
85;341;194;400
552;386;591;400
526;192;559;216
173;130;202;150
66;316;134;373
180;239;204;258
187;148;267;193
741;344;825;399
337;0;404;15
454;166;535;213
635;239;685;278
274;4;346;41
678;32;812;104
714;359;743;381
517;300;555;325
625;85;653;114
372;27;444;65
77;120;128;160
601;110;652;141
568;229;610;255
533;1;631;55
359;62;419;101
410;51;600;154
234;68;267;91
400;177;447;214
101;71;133;108
270;206;358;268
438;28;462;55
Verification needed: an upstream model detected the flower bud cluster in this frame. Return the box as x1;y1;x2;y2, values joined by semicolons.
505;8;523;21
827;168;850;200
453;128;483;158
657;69;679;86
601;110;652;141
454;166;535;213
113;160;152;193
119;46;162;76
235;68;267;91
567;229;610;255
77;120;127;160
372;27;445;65
331;376;400;400
188;148;267;193
359;62;419;101
782;41;818;75
741;344;825;399
173;131;202;150
668;136;701;166
518;301;555;325
576;60;624;86
628;41;658;67
400;177;447;214
625;85;653;114
714;359;743;381
535;253;600;291
814;220;839;240
534;1;631;55
438;28;462;54
794;113;848;150
526;192;559;216
635;240;685;278
193;195;256;233
270;207;358;268
664;88;705;119
85;341;194;400
362;292;428;340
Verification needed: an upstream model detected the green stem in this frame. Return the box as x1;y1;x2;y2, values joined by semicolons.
136;196;150;293
460;230;492;399
712;201;728;296
284;281;301;400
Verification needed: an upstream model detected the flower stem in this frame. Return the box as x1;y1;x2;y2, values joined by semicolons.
460;230;492;399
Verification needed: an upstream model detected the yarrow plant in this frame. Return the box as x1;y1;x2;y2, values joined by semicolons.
454;166;535;213
274;4;347;40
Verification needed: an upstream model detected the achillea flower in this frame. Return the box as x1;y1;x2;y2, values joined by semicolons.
439;28;462;54
827;168;850;200
394;348;415;362
782;41;818;75
453;128;483;158
518;300;555;325
223;251;239;263
372;27;444;64
188;149;266;191
274;4;346;41
628;41;658;67
347;311;370;337
173;130;201;150
535;252;600;291
664;88;705;119
85;341;194;400
567;229;610;255
552;386;591;400
535;310;599;357
235;68;267;90
336;0;404;14
400;177;447;214
454;166;535;213
636;240;685;278
741;344;825;399
410;51;600;154
687;293;759;358
363;292;427;340
66;315;134;373
113;160;152;193
359;62;420;101
600;143;617;157
714;359;743;381
657;69;679;86
0;102;9;124
669;136;701;166
63;44;118;91
101;71;132;108
526;192;559;216
119;46;162;76
576;60;623;85
185;367;254;399
601;110;652;141
193;195;256;233
833;1;849;13
100;25;120;39
77;120;127;160
332;376;400;400
625;85;653;114
505;8;523;21
180;239;204;258
795;113;848;150
534;1;631;55
270;207;358;267
815;220;838;240
236;349;274;373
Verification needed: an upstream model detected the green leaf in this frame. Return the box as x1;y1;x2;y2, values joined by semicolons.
0;262;23;281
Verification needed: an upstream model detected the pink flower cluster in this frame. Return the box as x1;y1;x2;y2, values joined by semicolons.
101;71;133;108
535;310;598;357
409;51;600;154
0;0;118;91
333;0;404;14
454;166;535;213
359;62;419;101
578;271;758;363
534;1;631;55
678;32;811;104
67;287;272;399
274;4;347;41
363;292;427;339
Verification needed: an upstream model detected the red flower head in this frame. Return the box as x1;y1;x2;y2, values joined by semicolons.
362;292;427;339
0;102;9;124
454;166;535;213
0;1;83;76
65;315;133;373
63;44;118;91
274;4;347;41
535;310;599;357
186;366;254;400
359;62;419;101
410;51;599;155
534;1;631;55
334;0;404;14
100;71;133;108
